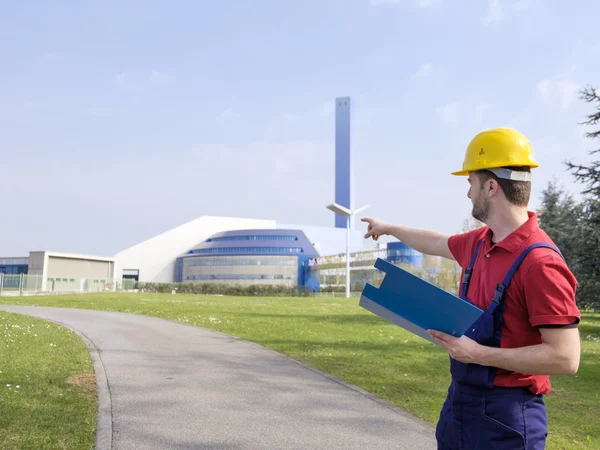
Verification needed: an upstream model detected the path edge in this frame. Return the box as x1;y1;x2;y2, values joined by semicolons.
69;325;113;450
0;307;113;450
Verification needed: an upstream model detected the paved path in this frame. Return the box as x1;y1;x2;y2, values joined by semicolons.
1;305;437;450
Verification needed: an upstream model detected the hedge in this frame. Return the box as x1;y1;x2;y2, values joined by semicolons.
136;282;318;297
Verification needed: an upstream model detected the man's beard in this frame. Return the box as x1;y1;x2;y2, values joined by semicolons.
472;197;490;222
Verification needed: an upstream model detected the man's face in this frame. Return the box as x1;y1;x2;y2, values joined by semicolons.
467;173;490;222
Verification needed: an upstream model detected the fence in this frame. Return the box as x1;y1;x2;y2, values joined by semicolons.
0;274;136;296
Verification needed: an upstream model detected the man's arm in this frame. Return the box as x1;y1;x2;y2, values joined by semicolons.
387;225;454;260
361;218;454;260
428;327;581;375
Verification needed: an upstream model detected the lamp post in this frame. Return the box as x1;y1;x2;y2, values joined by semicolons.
326;203;370;298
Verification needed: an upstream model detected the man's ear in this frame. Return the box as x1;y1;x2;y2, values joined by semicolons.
486;177;501;197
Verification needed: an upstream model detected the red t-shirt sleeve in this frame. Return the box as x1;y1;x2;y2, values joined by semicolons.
448;228;484;268
522;252;581;327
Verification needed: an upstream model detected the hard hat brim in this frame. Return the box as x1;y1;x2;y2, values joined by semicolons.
451;169;469;176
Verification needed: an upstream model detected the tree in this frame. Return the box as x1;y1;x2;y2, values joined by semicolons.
574;198;600;310
566;85;600;197
562;85;600;310
537;178;583;268
461;217;484;232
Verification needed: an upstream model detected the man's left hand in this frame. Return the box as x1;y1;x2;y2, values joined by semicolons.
427;330;485;364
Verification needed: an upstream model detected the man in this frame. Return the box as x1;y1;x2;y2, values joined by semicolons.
361;128;581;450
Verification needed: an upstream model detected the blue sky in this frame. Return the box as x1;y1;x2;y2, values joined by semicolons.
1;0;599;256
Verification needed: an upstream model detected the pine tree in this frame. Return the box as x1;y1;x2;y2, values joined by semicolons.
566;85;600;196
563;85;600;310
537;178;582;268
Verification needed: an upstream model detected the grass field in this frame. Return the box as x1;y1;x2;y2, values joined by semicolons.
0;310;97;450
1;293;598;449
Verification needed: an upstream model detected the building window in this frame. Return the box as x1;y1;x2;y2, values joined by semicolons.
185;274;295;281
0;265;28;275
183;259;296;267
207;235;298;242
191;247;303;254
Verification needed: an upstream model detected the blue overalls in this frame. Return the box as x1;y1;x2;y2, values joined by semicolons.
435;240;562;450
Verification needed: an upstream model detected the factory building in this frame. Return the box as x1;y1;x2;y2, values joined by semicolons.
0;252;114;294
175;229;320;291
111;215;368;283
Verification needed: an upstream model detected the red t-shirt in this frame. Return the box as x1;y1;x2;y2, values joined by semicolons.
448;211;580;395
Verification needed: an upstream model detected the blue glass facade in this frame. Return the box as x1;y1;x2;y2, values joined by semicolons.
0;257;28;275
177;229;320;291
385;242;424;266
0;264;28;275
189;247;304;254
0;258;29;289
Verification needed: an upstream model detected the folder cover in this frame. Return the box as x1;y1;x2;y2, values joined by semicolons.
359;258;484;345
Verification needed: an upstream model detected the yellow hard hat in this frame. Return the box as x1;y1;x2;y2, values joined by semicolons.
452;128;539;178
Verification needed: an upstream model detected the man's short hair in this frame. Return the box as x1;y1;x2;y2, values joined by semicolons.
475;166;531;206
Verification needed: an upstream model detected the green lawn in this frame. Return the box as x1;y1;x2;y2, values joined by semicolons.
0;310;97;450
1;293;598;450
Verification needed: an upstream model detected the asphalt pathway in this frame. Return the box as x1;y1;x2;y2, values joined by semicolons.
1;305;437;450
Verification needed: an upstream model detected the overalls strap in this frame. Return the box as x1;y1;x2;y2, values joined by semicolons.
490;242;564;305
460;239;484;298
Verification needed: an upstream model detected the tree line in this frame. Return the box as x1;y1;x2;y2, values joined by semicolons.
537;85;600;311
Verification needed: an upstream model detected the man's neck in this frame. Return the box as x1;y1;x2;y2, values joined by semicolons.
486;206;530;243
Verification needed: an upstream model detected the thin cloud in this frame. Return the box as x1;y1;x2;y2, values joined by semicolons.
86;107;112;118
474;103;490;123
37;52;58;63
482;0;504;25
370;0;440;7
115;71;128;87
536;77;580;110
216;108;239;126
320;101;334;120
436;102;459;125
150;70;174;83
411;63;434;80
114;70;174;89
482;0;536;26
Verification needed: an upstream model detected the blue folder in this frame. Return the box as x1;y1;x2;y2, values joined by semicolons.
359;258;484;345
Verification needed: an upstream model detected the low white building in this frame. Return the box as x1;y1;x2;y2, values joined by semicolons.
26;251;114;293
113;215;372;284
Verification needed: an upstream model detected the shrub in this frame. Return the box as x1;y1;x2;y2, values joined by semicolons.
135;282;313;297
